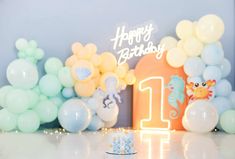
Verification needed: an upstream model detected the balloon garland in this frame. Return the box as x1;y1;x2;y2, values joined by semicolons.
0;14;235;134
161;14;235;133
0;40;136;132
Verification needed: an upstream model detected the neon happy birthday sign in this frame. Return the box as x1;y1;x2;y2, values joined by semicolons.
110;24;165;65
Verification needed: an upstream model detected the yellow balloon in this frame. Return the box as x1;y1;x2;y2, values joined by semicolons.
176;20;193;40
92;75;100;88
192;21;198;36
160;36;177;51
75;80;96;97
166;48;187;68
90;54;101;66
125;69;136;85
196;14;224;43
115;63;129;79
71;60;94;81
65;55;77;67
99;52;117;73
100;72;119;91
177;40;184;48
119;79;127;90
183;37;203;57
93;68;100;77
72;42;83;55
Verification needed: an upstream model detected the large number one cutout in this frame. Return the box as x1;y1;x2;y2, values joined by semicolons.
139;77;170;130
133;54;187;130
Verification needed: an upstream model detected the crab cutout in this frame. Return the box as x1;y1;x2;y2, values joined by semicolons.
186;80;216;102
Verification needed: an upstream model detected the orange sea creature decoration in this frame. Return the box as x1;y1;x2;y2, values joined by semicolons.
186;80;216;101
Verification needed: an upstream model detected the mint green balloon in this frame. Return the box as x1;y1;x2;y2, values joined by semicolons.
58;67;74;87
0;85;13;107
220;110;235;134
28;40;38;48
25;48;35;57
50;94;65;108
18;52;27;59
25;57;37;64
27;90;39;108
17;110;40;132
15;38;28;51
40;94;48;101
34;100;58;123
7;59;39;89
0;109;17;131
6;89;30;114
35;48;44;60
39;74;62;97
32;86;41;94
44;57;63;75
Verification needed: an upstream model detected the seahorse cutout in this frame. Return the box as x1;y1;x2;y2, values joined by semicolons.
166;76;185;119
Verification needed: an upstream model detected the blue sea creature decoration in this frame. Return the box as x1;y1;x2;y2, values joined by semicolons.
166;76;185;119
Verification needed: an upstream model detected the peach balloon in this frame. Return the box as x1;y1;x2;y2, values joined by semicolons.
72;42;83;55
65;55;77;67
90;54;101;66
85;43;97;55
99;52;117;73
75;80;96;97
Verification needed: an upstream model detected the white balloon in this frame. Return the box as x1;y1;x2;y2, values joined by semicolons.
184;100;218;133
176;20;194;40
97;102;119;122
196;14;224;43
7;59;39;89
104;117;118;128
182;116;190;131
166;47;187;68
160;36;178;50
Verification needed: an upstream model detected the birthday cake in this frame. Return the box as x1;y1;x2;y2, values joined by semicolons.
106;132;137;155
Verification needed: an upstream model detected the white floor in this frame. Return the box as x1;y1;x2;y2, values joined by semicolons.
0;129;234;159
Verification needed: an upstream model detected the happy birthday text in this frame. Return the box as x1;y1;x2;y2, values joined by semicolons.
110;24;165;65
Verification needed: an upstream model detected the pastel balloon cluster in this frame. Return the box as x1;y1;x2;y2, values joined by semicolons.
57;42;136;132
0;39;58;132
15;38;44;64
0;39;136;133
65;42;136;97
58;89;119;132
161;14;235;133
